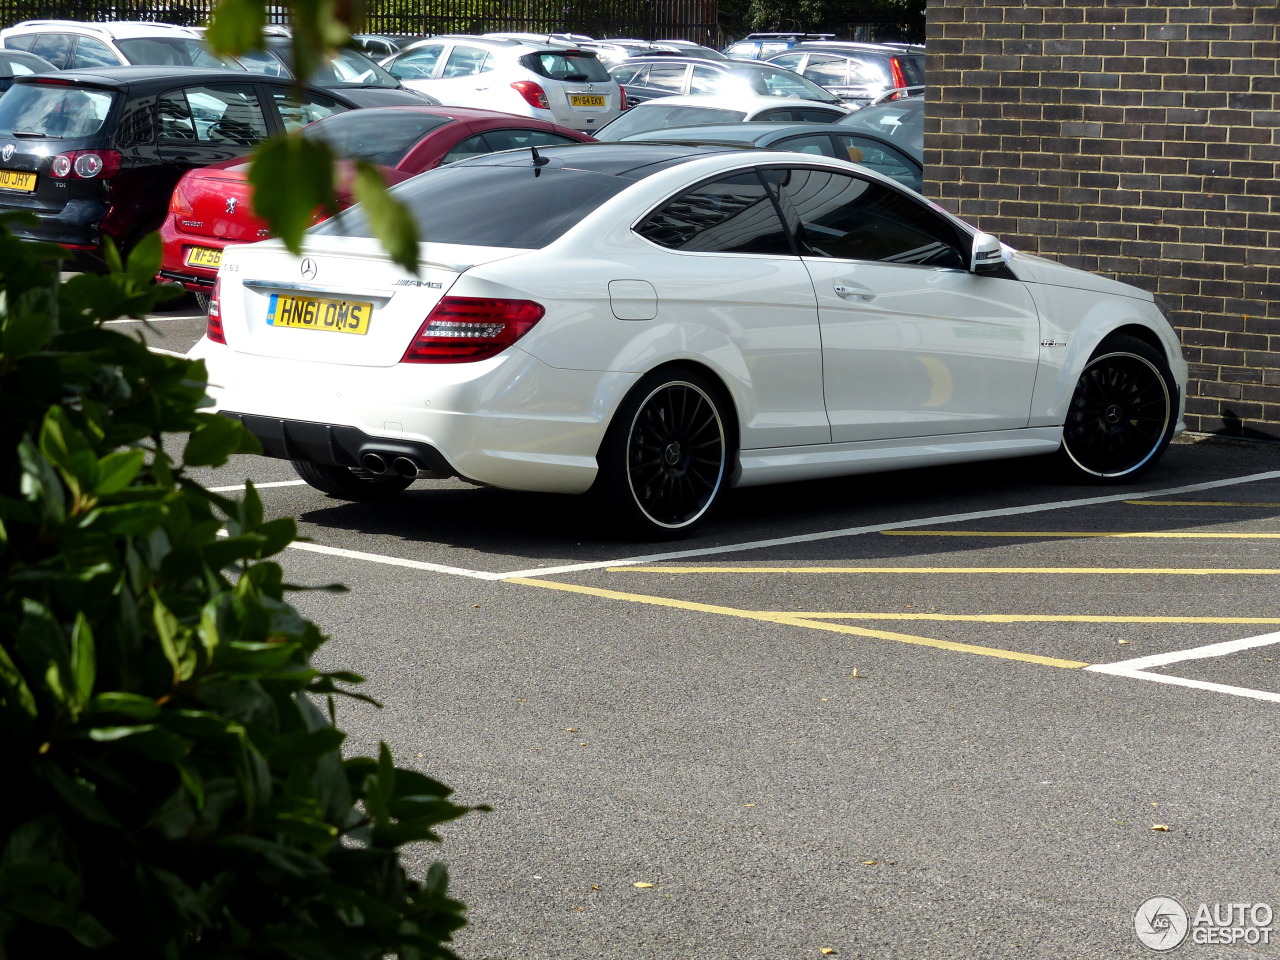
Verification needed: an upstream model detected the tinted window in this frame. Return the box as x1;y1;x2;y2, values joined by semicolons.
0;82;114;137
635;171;792;254
521;52;611;82
388;44;443;80
838;100;923;155
235;48;287;76
442;46;490;77
71;37;120;69
158;85;268;144
474;128;581;154
770;167;963;267
28;34;73;69
773;133;838;157
767;53;803;70
610;63;643;84
115;37;231;68
3;35;38;52
797;106;849;122
835;135;922;191
313;163;633;248
802;55;849;86
896;55;926;86
751;67;834;100
303;109;452;165
645;62;688;93
268;88;349;132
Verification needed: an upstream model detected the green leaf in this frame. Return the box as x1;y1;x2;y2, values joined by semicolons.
87;692;161;721
248;135;336;254
94;449;146;496
70;612;95;711
86;724;192;763
0;641;38;727
352;159;420;275
204;0;267;56
125;230;163;283
0;292;53;358
185;412;258;467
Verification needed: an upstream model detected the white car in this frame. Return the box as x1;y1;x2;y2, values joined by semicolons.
191;143;1187;538
594;93;850;140
0;19;224;70
379;34;623;133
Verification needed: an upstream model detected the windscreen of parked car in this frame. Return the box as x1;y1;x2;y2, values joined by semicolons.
115;37;240;69
0;82;115;138
729;66;841;102
519;51;612;82
302;109;453;166
838;98;923;156
596;103;746;140
312;162;634;248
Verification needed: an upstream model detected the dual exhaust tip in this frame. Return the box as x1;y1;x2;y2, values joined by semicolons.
360;451;432;479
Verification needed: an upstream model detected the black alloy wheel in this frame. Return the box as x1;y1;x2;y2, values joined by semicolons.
597;369;730;539
1058;334;1176;481
291;460;413;500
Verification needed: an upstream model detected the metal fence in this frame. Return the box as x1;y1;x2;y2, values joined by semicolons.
0;0;721;42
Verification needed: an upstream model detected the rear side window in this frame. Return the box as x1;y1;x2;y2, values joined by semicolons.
115;37;229;69
0;82;114;138
71;37;120;69
268;87;349;132
521;52;611;82
441;128;582;164
442;46;491;78
3;34;38;52
387;44;443;80
635;171;792;255
157;85;268;144
28;34;73;69
896;55;926;86
314;163;633;248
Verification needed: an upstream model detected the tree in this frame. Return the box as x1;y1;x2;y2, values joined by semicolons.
0;4;479;956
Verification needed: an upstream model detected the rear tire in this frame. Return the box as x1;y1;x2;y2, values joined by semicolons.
195;291;211;314
1057;335;1176;482
594;368;731;540
292;460;412;500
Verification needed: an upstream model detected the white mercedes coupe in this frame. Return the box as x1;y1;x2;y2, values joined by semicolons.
190;142;1188;538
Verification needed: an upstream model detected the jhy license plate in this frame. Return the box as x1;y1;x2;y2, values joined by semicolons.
184;246;223;268
266;294;372;335
570;94;606;107
0;169;36;192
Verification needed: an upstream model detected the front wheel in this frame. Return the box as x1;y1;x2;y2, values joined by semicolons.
1057;335;1176;482
292;460;412;501
595;370;731;540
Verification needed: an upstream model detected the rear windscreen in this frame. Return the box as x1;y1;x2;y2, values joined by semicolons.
519;51;612;82
312;162;633;248
115;37;236;69
0;83;115;138
302;109;453;165
598;104;746;140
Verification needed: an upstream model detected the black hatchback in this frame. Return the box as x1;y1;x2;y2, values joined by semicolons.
0;66;428;266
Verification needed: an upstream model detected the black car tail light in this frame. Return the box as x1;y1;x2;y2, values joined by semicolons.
206;277;226;344
49;150;123;179
511;80;550;110
401;297;544;364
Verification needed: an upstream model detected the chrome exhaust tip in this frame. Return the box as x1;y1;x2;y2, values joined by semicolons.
360;452;388;475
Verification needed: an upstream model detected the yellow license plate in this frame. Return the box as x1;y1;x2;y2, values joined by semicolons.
0;168;36;192
266;294;372;335
184;246;223;268
570;94;606;107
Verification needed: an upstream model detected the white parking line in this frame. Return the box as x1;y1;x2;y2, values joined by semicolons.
1087;631;1280;703
207;480;308;492
501;470;1280;579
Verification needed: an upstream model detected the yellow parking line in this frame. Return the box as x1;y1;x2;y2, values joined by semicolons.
883;530;1280;538
607;566;1280;575
784;613;1280;624
1126;500;1280;507
505;577;1088;669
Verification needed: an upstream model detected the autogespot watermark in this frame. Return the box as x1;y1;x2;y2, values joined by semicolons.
1134;896;1275;951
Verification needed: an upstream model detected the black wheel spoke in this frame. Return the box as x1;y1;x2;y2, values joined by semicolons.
1062;346;1173;479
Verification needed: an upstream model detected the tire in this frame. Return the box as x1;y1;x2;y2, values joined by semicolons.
595;369;731;539
1057;335;1176;482
195;291;211;314
291;460;412;501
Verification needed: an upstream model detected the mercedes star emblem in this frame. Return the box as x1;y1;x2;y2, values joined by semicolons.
300;258;317;280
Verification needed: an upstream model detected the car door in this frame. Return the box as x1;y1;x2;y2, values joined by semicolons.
384;41;447;90
634;61;690;102
766;165;1041;443
631;170;829;449
427;43;495;108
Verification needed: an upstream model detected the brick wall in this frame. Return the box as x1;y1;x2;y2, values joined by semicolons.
925;0;1280;440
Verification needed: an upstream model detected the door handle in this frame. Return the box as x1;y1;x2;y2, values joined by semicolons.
833;282;875;301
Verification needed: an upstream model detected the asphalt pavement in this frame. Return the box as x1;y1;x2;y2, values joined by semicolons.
137;300;1280;960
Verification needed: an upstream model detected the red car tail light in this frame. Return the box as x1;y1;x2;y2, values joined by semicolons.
169;177;195;217
889;58;908;94
401;297;544;364
206;278;226;344
619;83;629;109
511;80;549;111
49;149;122;179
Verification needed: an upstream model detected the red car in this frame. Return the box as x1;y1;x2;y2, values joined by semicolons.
157;105;595;307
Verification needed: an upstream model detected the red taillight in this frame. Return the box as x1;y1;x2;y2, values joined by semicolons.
511;80;549;111
400;297;544;364
889;58;907;94
206;277;226;344
169;177;194;216
619;83;629;109
49;149;122;180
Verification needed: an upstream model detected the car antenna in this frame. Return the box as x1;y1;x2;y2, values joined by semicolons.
530;145;549;167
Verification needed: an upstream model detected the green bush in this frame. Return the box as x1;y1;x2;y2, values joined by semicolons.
0;225;477;958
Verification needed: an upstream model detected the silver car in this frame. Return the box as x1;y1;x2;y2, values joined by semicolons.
381;34;623;133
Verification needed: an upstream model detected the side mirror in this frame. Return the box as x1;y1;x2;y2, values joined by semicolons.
970;232;1005;274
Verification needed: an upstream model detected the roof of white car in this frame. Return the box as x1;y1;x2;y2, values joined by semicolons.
0;19;203;40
